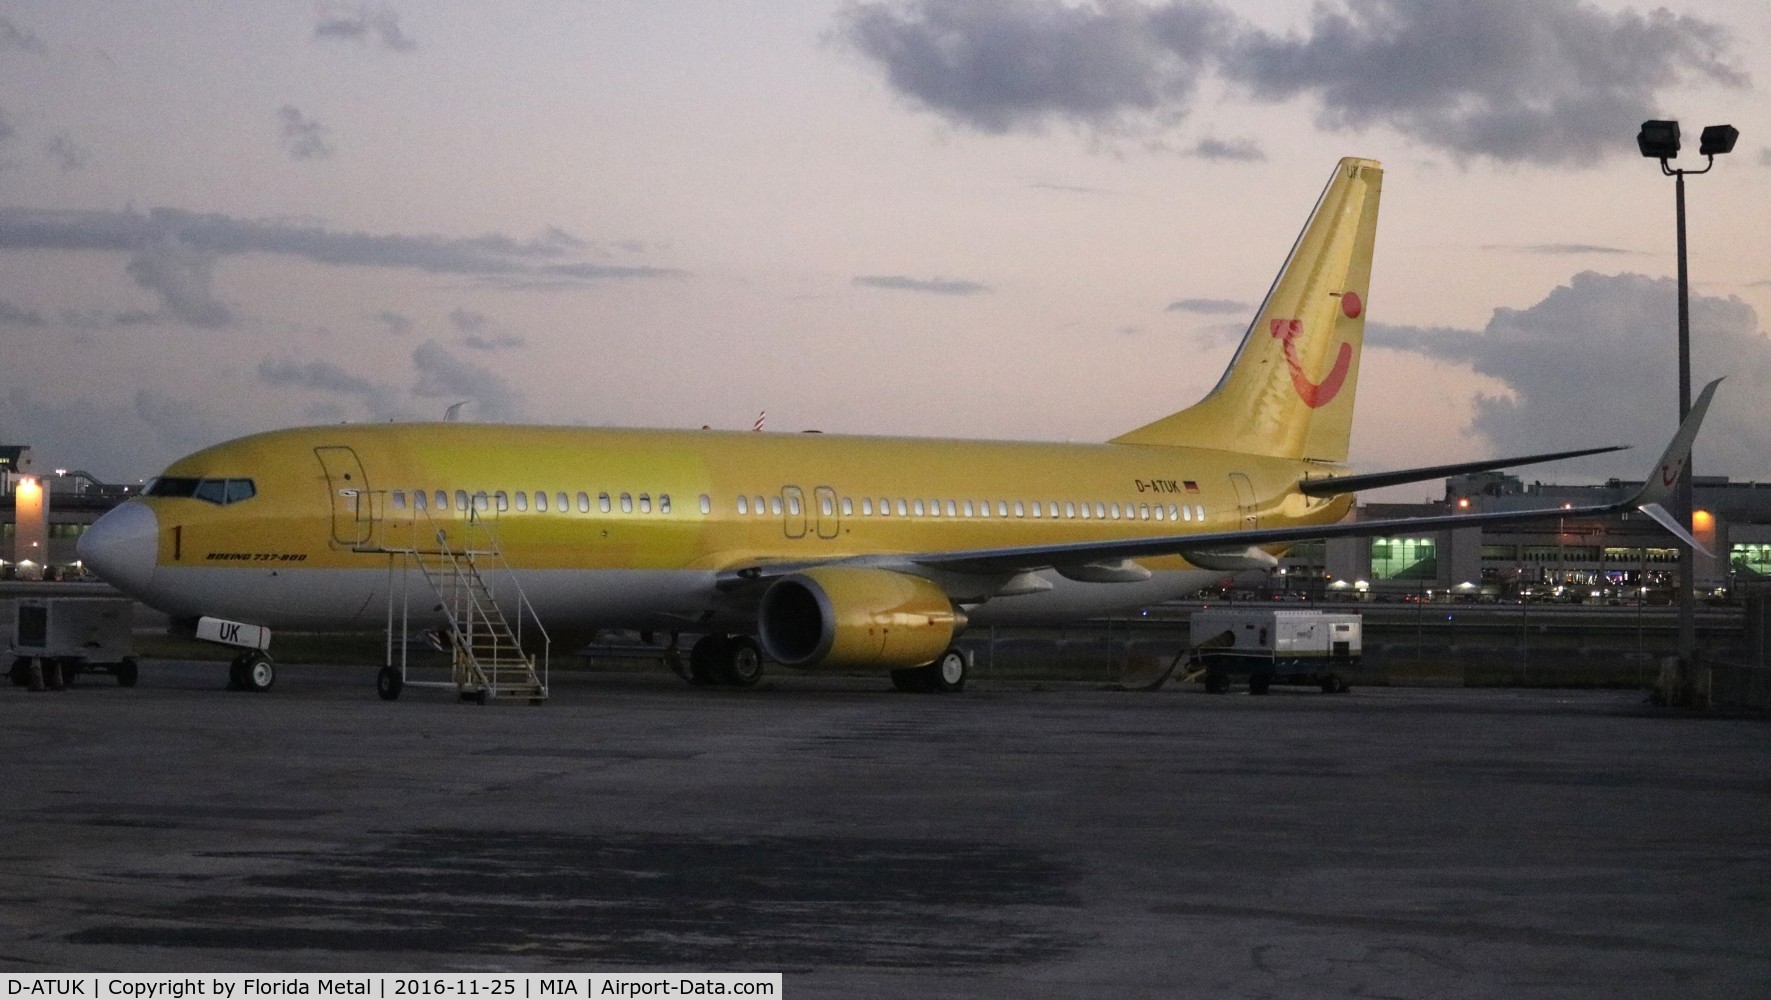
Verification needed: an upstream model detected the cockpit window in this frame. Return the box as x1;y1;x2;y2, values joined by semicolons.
146;477;256;506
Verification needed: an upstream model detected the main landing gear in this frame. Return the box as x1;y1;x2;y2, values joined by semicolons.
227;650;276;693
684;634;765;688
890;647;968;694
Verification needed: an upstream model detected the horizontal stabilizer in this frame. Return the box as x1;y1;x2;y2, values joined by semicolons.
1297;444;1628;498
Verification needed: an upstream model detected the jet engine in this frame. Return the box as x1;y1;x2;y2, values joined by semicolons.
758;567;964;670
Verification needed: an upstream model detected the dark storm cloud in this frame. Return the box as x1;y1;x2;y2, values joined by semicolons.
838;0;1231;134
278;106;334;161
1226;0;1746;165
854;274;991;295
314;2;417;52
411;340;525;421
1371;272;1771;478
840;0;1746;165
0;206;681;282
1165;297;1246;315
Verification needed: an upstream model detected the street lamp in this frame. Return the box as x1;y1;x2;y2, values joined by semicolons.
1637;118;1738;698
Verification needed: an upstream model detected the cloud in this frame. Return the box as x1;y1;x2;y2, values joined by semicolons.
42;134;88;172
123;241;232;327
1372;271;1771;479
0;17;43;53
278;106;334;161
0;206;685;283
374;310;413;335
314;2;416;52
1166;297;1247;315
447;307;487;333
853;274;991;295
1188;137;1263;162
463;333;525;351
0;296;44;326
410;340;525;421
838;0;1231;135
1224;0;1746;166
0;387;231;482
841;0;1747;165
257;357;407;420
1759;148;1771;168
1482;243;1643;256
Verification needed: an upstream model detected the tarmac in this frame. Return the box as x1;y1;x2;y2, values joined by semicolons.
3;661;1769;999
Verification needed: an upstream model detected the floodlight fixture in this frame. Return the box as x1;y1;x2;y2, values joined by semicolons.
1699;124;1738;157
1638;119;1680;159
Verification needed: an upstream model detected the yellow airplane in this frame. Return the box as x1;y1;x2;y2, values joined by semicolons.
77;157;1717;696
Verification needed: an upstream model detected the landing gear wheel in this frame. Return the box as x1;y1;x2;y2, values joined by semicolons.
721;637;764;688
929;647;967;693
116;657;139;688
377;666;404;701
232;651;275;693
687;635;727;686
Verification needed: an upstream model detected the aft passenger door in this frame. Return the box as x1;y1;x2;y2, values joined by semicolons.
314;446;373;547
1229;472;1259;529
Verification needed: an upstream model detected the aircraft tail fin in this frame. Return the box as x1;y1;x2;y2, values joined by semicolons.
1112;157;1383;462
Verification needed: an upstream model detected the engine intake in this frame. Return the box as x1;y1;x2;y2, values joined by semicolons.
758;567;963;670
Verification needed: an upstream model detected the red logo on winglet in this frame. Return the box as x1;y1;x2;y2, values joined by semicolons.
1271;319;1352;409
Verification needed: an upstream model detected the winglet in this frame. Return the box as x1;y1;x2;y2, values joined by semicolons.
1631;377;1721;509
1626;377;1722;555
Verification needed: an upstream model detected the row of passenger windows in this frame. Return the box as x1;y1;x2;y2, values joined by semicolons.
387;487;1206;525
389;489;705;516
734;494;1208;523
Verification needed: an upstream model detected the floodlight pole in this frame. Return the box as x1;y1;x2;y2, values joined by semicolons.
1667;159;1697;672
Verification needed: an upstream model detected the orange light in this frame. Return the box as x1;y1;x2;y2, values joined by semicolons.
1457;497;1470;509
1693;510;1715;532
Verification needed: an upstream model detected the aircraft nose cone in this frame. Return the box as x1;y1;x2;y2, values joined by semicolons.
78;501;159;596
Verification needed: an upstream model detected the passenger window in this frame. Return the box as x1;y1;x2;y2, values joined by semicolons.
577;492;590;513
770;496;783;516
862;498;873;516
1154;505;1164;521
896;499;907;517
1048;502;1060;518
1110;503;1120;519
599;492;612;513
1094;502;1107;519
841;497;853;516
699;494;711;514
392;490;407;511
494;491;509;512
455;490;469;511
639;494;652;513
621;493;634;513
944;500;957;517
997;501;1008;518
473;492;489;513
738;496;750;514
515;492;527;512
1014;501;1025;518
1065;502;1076;519
658;494;671;514
1180;505;1191;521
415;491;428;512
558;492;570;512
913;500;925;517
962;500;974;517
535;492;548;512
1195;504;1205;521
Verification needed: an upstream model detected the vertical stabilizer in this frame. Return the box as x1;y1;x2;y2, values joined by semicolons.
1111;157;1383;461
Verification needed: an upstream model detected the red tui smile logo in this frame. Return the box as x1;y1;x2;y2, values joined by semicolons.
1271;318;1352;409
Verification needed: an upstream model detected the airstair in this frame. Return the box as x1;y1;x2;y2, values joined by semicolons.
378;509;549;704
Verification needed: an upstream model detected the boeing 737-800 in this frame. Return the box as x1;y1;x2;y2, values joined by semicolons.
76;158;1717;696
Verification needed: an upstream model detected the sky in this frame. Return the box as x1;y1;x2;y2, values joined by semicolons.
0;0;1767;500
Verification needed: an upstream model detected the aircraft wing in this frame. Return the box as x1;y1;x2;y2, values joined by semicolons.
722;379;1720;587
1295;444;1627;498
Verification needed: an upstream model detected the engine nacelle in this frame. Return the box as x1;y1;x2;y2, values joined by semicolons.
758;567;963;670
